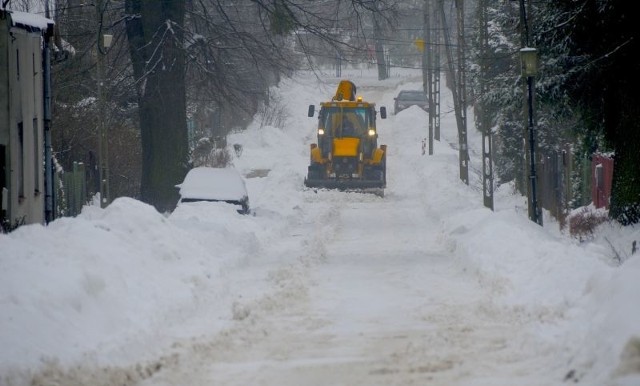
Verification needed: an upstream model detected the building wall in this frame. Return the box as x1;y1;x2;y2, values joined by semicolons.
0;18;45;227
0;18;8;225
0;17;10;226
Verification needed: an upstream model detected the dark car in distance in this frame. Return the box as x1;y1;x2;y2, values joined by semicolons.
393;90;428;115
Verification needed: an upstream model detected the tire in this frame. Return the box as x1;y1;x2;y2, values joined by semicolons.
307;165;323;180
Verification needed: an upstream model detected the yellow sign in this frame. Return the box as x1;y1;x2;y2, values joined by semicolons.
414;38;425;53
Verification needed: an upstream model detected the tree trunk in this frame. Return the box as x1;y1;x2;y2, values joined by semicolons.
125;0;188;213
372;10;387;80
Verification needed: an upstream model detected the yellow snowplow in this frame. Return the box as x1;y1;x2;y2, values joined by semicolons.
304;80;387;194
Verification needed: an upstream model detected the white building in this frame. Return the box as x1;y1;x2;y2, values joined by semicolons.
0;9;54;230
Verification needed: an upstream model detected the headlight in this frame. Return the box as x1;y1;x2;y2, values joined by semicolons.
368;129;376;136
318;128;325;135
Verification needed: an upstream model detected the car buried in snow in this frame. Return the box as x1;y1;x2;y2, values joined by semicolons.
176;167;250;214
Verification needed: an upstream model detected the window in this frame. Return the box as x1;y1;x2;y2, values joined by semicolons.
321;107;368;136
398;91;427;102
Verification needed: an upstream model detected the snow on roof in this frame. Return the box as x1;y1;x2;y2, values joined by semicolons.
176;167;248;202
7;10;54;32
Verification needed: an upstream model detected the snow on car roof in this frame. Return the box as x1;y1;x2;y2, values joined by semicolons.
176;167;247;201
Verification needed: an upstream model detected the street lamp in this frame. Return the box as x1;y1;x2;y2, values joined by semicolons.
103;34;113;49
520;47;542;225
520;47;537;77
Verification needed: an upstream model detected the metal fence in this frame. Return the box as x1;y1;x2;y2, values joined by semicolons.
59;161;88;217
538;147;572;223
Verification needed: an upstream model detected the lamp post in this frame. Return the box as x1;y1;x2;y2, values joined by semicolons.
520;47;542;225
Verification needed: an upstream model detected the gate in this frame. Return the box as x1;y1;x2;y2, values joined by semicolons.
591;153;614;209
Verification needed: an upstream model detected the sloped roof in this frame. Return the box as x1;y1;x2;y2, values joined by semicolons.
4;9;54;33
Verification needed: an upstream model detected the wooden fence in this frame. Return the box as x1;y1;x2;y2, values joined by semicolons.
537;148;614;225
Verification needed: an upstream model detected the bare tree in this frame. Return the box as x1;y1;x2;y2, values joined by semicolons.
121;0;398;212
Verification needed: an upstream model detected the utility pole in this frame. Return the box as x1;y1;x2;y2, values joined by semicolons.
455;0;469;185
439;0;469;185
423;0;441;151
423;0;433;155
478;0;494;210
44;0;54;222
96;0;110;208
433;1;441;141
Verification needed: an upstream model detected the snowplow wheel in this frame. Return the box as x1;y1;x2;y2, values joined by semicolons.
382;155;387;185
307;164;323;181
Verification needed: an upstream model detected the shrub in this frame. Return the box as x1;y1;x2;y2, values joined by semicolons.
567;206;609;241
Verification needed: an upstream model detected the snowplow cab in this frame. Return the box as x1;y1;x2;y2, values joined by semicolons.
305;80;387;195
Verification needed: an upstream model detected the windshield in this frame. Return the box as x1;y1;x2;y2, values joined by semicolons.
399;91;427;101
320;107;370;137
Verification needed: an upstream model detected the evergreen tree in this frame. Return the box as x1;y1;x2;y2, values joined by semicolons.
550;0;640;224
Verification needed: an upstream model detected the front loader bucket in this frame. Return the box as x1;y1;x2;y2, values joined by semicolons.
304;178;385;190
304;175;385;198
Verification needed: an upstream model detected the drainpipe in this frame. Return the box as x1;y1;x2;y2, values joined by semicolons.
43;2;54;223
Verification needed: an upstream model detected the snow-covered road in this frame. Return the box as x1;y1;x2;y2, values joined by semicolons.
137;73;575;385
138;191;563;385
3;69;639;386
